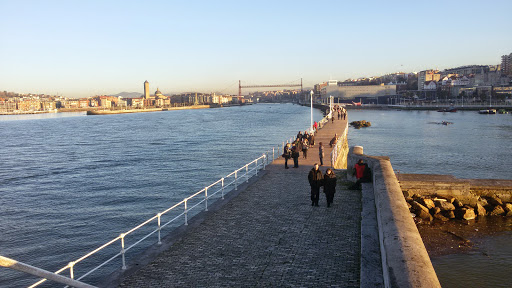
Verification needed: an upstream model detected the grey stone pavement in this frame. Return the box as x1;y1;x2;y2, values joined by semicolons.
118;115;362;287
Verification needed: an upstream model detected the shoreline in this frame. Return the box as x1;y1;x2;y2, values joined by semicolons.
418;216;512;258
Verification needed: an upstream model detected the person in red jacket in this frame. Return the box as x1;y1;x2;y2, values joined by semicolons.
351;159;371;189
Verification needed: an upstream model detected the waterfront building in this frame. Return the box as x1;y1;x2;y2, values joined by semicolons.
144;80;150;99
321;81;396;104
418;70;441;91
501;53;512;76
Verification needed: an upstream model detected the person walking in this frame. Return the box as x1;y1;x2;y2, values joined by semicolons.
283;143;292;169
308;163;323;207
302;139;309;159
309;133;315;147
313;121;318;132
292;142;300;168
318;142;324;166
323;168;337;207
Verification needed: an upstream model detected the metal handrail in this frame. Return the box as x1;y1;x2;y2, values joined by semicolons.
28;139;293;287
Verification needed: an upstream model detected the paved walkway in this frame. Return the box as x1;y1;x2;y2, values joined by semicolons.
118;115;361;287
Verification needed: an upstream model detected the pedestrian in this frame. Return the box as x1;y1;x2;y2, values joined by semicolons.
309;133;315;147
308;163;323;207
313;121;318;131
318;142;324;166
331;116;334;123
350;159;371;189
292;142;300;168
302;139;309;159
338;111;341;120
323;168;337;207
296;131;302;141
329;133;338;148
283;143;292;169
343;110;346;120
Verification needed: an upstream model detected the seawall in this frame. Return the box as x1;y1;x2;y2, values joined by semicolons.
348;146;441;288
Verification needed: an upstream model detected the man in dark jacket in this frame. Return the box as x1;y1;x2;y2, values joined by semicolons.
308;163;323;206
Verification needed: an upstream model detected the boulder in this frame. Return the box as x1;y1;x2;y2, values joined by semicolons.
435;200;456;211
434;213;450;222
421;198;436;209
417;209;433;221
430;207;441;215
456;208;476;220
402;190;414;199
489;205;505;216
504;203;512;213
453;199;464;208
407;202;412;210
486;196;503;206
506;211;512;217
477;197;488;207
475;203;487;216
443;210;456;219
411;201;430;214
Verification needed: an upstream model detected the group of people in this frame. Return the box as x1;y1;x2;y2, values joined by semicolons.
282;130;317;168
308;163;337;207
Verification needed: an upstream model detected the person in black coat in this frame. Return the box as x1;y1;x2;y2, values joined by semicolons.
323;168;337;207
308;163;323;206
292;142;300;168
283;143;292;169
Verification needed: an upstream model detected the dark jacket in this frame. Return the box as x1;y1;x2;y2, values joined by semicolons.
323;172;337;193
308;168;323;188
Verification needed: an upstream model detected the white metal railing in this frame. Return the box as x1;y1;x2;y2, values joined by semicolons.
331;122;349;169
27;137;298;287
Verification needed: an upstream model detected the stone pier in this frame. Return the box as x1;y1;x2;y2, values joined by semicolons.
105;114;359;287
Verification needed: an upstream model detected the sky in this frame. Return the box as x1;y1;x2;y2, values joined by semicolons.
1;0;511;98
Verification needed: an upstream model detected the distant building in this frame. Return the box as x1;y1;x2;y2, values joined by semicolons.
144;80;150;99
321;82;396;104
502;53;512;76
418;70;440;91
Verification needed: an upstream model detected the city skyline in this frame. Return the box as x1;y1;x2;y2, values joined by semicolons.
1;0;511;98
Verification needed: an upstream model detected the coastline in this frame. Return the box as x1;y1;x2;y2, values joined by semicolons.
86;105;210;115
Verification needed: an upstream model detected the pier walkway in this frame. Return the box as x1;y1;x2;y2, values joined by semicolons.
117;116;360;287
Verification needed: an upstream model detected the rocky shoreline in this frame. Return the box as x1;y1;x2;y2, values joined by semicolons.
405;191;512;257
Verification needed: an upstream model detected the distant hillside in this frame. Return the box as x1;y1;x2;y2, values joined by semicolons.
110;92;142;98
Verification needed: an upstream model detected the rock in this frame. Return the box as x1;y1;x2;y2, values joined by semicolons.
447;197;456;204
504;203;512;213
477;197;488;207
407;202;412;210
486;196;503;206
443;210;456;219
506;211;512;217
435;200;456;211
453;199;464;208
411;201;429;214
456;208;476;220
430;207;441;215
433;213;449;221
417;209;433;221
490;205;505;216
421;198;436;209
349;120;371;129
476;203;487;216
402;190;414;199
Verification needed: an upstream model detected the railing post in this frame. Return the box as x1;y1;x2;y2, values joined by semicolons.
246;164;249;183
221;178;225;200
120;234;126;270
272;147;275;162
205;187;208;211
184;200;188;225
235;171;238;190
68;261;75;280
157;213;162;245
263;154;266;170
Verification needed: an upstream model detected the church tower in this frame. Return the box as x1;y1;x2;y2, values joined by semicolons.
144;80;150;99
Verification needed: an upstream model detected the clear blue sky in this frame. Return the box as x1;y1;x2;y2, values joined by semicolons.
1;0;511;98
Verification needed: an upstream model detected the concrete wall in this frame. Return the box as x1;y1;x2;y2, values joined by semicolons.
348;147;441;288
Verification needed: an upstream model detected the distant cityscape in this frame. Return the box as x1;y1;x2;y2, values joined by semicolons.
1;53;511;114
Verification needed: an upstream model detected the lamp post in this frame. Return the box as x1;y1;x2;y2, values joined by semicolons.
310;90;314;133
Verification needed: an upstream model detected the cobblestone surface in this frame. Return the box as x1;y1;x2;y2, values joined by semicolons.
119;117;361;287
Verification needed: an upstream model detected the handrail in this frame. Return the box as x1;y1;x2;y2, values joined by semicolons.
330;122;349;169
27;132;308;287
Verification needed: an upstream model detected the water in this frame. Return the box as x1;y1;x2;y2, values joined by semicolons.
346;109;512;179
0;104;324;287
1;107;511;287
347;109;512;287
